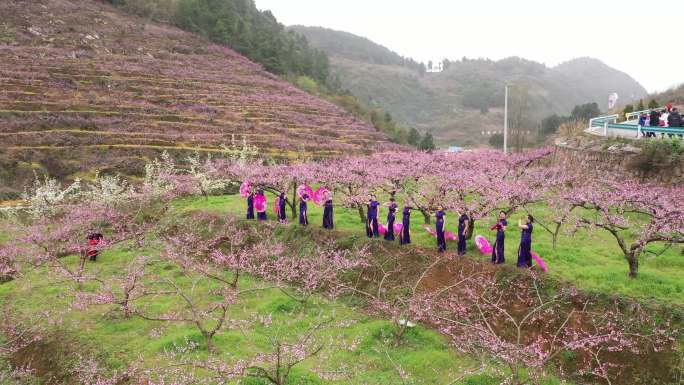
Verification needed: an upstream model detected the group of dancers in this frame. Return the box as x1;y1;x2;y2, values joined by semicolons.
245;191;536;268
246;189;334;230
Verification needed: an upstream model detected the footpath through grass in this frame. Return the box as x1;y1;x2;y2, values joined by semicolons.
176;194;684;305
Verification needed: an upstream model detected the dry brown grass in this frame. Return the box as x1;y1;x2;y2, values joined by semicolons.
558;120;587;138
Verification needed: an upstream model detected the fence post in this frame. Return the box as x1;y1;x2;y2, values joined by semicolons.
604;121;608;136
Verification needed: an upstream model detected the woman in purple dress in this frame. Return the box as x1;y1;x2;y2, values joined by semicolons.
436;207;446;252
384;198;398;241
457;212;469;256
517;215;534;268
246;192;255;220
299;194;309;226
322;198;334;229
490;211;507;264
400;206;411;245
366;195;380;238
278;192;287;223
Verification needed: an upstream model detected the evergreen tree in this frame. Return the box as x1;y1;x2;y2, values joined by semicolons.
570;102;601;121
648;99;659;109
419;132;436;151
407;128;421;146
488;133;504;148
418;62;426;77
637;99;645;111
623;104;634;115
442;58;451;71
541;114;565;135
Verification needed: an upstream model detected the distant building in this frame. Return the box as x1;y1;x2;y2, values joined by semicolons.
447;146;464;153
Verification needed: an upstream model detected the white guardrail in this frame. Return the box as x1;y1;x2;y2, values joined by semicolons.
624;107;668;122
588;114;619;135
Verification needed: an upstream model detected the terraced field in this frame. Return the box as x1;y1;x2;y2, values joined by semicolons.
0;0;400;195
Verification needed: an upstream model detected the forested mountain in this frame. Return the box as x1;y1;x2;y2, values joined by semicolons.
643;83;684;107
289;26;424;71
108;0;330;82
293;26;648;146
0;0;401;199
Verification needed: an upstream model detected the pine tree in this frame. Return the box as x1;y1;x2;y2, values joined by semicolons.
648;99;659;109
637;99;645;111
407;128;420;147
419;133;436;151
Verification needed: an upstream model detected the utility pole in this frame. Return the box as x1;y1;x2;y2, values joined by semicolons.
503;85;509;154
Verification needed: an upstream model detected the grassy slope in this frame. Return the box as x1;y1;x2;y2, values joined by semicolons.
179;194;684;305
0;207;573;385
0;250;483;384
3;192;682;384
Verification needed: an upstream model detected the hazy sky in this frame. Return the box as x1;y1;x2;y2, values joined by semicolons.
255;0;683;93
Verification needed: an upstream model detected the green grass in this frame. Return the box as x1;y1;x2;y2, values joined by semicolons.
3;193;680;383
175;194;684;305
0;196;581;384
0;242;514;384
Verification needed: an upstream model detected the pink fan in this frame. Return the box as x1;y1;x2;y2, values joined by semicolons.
297;184;313;200
273;198;280;216
254;195;266;212
532;252;549;273
424;226;456;240
378;224;387;235
394;223;403;234
239;181;252;198
474;235;493;254
313;187;330;205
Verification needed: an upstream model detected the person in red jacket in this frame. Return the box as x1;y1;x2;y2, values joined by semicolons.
86;231;104;262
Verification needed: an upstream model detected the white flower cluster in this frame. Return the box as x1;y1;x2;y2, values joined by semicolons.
84;172;135;206
143;151;177;198
221;134;259;167
21;175;81;218
187;153;229;197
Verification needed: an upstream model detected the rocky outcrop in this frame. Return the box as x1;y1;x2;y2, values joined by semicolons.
553;137;684;185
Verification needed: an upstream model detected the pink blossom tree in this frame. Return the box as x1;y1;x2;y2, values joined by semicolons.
566;180;684;277
432;271;676;384
154;315;335;385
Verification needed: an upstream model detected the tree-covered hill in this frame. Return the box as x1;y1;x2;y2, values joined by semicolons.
0;0;402;199
641;83;684;108
293;26;648;147
289;25;424;71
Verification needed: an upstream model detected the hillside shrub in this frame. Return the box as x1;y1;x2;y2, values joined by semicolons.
295;76;318;94
629;137;683;173
488;133;504;148
557;120;585;138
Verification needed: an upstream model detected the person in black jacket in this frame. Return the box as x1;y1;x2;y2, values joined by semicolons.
668;108;681;128
649;109;660;127
648;109;661;137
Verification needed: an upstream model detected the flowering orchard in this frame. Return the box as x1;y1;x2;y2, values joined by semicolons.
217;147;684;279
0;147;682;384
